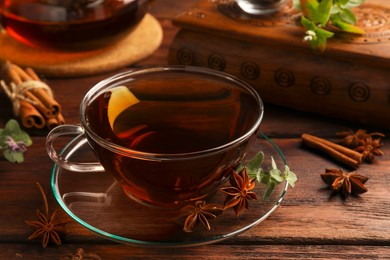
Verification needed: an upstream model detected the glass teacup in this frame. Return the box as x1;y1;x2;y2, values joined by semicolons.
46;66;264;208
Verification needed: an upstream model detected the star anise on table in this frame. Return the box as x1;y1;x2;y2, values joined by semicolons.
179;201;224;233
220;167;257;216
320;168;369;197
63;248;101;260
337;129;385;163
337;129;370;148
354;135;385;163
25;182;70;248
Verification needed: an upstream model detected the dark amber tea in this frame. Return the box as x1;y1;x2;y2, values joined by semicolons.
84;69;262;207
1;0;147;48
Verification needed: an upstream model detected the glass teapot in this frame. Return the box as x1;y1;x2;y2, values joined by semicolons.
0;0;150;48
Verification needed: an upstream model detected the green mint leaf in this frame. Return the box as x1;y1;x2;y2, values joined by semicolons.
331;17;365;34
337;0;350;6
343;0;365;8
317;0;332;26
285;165;298;188
237;152;265;180
17;131;33;147
298;0;364;51
0;119;32;163
269;168;284;183
301;16;316;31
260;168;277;184
246;152;264;174
8;120;32;146
237;151;297;201
338;8;357;24
3;149;24;163
255;168;264;183
245;167;257;180
316;28;334;38
263;181;276;200
271;156;278;170
2;119;21;136
259;170;271;184
312;28;334;52
1;119;32;145
330;5;341;15
300;0;319;21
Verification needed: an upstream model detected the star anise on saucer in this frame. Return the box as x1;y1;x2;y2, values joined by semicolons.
320;168;369;197
179;201;224;233
25;182;70;248
220;167;257;216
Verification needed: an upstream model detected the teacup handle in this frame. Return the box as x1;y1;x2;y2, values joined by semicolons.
46;124;104;172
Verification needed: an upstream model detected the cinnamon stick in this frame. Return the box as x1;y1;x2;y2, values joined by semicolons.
12;65;57;117
24;91;52;118
25;67;61;116
1;65;45;129
301;133;363;168
46;114;66;130
56;113;65;125
19;100;45;129
46;117;59;130
0;60;65;129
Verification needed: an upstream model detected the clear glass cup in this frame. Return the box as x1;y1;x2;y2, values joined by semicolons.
46;66;264;208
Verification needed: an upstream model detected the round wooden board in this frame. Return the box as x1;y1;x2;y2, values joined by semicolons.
0;14;163;78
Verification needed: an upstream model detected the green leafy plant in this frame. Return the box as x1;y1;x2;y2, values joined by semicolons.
293;0;366;51
238;152;297;200
179;151;297;231
0;119;32;163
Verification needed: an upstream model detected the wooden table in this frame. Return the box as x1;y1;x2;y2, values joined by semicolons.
1;1;389;259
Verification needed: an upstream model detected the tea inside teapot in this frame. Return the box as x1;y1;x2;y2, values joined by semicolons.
0;0;148;48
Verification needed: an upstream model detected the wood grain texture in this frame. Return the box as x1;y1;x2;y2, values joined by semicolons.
172;0;390;66
0;0;389;259
168;0;390;130
1;244;390;259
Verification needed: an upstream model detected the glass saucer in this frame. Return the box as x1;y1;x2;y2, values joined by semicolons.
51;132;288;248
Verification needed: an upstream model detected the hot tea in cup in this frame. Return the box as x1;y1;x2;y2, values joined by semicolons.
46;66;264;208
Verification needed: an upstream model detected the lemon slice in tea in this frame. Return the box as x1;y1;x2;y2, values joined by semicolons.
107;86;140;130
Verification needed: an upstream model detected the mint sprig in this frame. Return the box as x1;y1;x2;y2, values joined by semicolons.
294;0;365;51
0;119;32;163
238;152;297;200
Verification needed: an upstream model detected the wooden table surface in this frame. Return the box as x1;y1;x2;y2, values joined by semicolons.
1;1;389;259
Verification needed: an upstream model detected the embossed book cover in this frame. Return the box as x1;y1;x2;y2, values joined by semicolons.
168;0;390;130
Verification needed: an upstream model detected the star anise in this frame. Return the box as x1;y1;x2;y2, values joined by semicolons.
220;167;257;216
337;129;369;148
179;201;224;233
63;248;101;260
25;182;70;248
354;135;385;163
320;168;369;197
336;129;385;163
337;129;385;148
